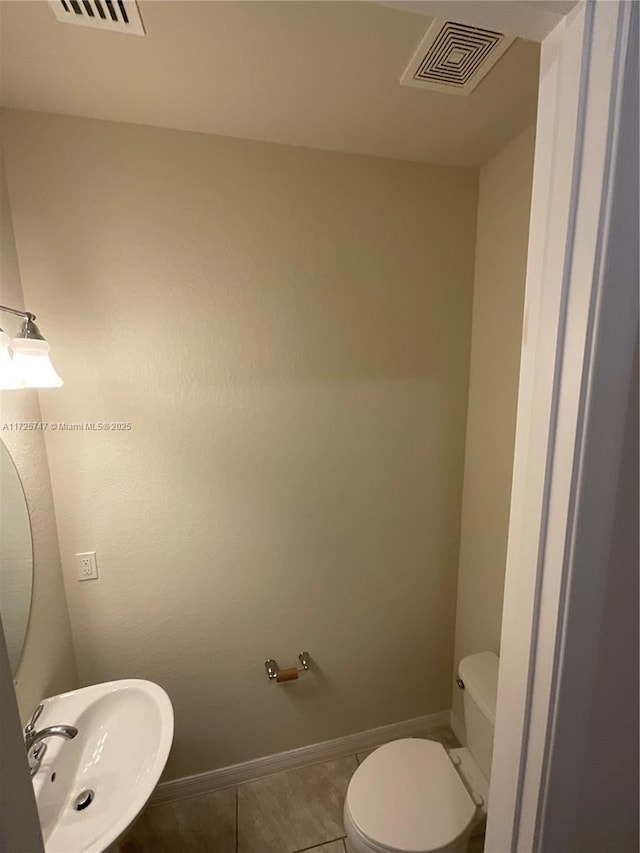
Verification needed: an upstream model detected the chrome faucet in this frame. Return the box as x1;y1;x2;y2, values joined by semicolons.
24;704;78;777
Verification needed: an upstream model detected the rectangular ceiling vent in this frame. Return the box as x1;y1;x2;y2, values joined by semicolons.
47;0;145;35
401;20;514;96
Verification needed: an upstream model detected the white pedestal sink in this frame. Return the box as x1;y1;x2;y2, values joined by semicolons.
31;679;174;853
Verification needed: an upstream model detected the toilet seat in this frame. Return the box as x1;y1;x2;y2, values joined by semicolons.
345;739;477;853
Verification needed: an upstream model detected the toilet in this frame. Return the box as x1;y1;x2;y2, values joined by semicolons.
344;651;499;853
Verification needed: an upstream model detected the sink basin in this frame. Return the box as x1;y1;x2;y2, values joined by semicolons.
31;679;173;853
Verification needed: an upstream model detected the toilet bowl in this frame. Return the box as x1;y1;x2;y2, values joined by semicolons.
344;652;499;853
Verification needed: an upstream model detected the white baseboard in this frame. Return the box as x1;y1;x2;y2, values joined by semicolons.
450;711;466;746
152;709;452;805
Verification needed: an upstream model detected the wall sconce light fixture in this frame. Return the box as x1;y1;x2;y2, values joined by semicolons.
0;305;63;390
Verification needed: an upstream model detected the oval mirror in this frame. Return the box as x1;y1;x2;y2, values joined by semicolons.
0;439;33;674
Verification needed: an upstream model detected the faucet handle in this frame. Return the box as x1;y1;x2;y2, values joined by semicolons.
25;703;43;736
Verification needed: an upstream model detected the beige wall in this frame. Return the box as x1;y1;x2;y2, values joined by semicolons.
2;110;479;779
0;141;77;721
452;127;535;729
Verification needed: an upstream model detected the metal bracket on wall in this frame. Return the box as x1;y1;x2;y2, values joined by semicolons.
265;652;310;683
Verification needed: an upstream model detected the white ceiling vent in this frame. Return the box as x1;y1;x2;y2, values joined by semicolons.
401;20;514;96
47;0;145;35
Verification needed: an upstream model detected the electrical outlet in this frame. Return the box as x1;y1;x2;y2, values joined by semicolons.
76;551;98;581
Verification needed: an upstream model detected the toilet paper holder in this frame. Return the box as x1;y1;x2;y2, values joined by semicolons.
265;652;310;683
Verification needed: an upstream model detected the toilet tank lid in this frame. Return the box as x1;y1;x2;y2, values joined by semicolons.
459;652;499;722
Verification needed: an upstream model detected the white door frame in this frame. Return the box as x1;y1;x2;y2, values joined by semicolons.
485;1;638;850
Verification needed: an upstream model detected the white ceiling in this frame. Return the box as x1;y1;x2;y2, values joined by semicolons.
0;1;540;168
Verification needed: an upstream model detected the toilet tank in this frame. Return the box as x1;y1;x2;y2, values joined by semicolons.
459;651;499;781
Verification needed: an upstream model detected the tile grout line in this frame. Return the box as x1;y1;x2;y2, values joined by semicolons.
237;749;361;789
292;837;347;853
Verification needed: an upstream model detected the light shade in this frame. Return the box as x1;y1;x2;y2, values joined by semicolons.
0;329;25;390
10;338;64;388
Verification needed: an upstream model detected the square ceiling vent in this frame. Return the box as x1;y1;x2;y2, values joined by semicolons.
47;0;145;35
401;20;514;96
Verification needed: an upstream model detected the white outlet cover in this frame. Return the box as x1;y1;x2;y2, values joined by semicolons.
76;551;99;581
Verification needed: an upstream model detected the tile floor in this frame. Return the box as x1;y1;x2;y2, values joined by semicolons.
119;726;485;853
